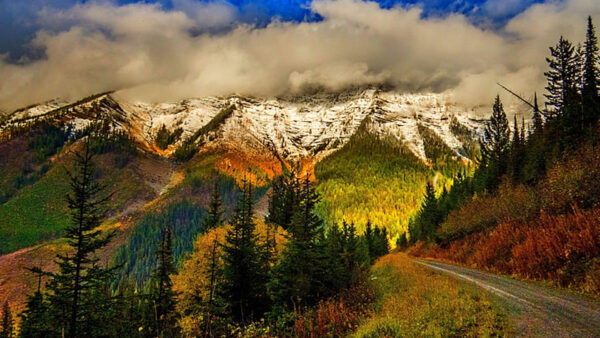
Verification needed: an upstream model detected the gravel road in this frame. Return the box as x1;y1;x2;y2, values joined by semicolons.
415;259;600;337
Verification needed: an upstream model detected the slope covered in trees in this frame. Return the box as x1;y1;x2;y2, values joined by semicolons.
314;121;467;239
408;17;600;296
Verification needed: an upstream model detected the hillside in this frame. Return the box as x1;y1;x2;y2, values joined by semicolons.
0;88;483;320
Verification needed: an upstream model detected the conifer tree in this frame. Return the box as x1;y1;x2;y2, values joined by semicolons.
45;140;115;337
478;95;510;189
0;302;14;338
532;93;544;132
203;181;224;230
509;115;525;182
480;96;510;166
150;226;178;337
204;235;224;336
269;176;333;309
221;181;268;324
409;182;440;242
266;170;301;230
544;36;581;119
583;16;600;126
18;268;52;338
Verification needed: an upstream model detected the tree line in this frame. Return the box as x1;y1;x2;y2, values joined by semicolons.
408;16;600;244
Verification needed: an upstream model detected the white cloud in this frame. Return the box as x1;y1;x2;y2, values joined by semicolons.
1;0;600;111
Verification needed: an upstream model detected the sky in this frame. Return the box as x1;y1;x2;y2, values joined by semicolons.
0;0;599;111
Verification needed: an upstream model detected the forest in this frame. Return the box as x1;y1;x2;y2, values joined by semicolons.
407;17;600;295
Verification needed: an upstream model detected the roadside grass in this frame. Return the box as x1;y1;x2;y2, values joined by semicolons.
354;253;510;337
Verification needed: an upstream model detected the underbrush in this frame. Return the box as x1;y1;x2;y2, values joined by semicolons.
410;208;600;295
353;253;509;337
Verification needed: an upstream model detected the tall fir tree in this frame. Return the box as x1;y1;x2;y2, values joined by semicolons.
509;115;525;183
409;182;439;242
478;95;510;190
204;234;224;336
150;226;179;337
268;176;334;309
203;181;224;230
18;268;52;338
0;302;14;338
45;140;115;337
544;36;581;119
532;93;544;133
221;180;269;324
582;16;600;126
266;170;301;230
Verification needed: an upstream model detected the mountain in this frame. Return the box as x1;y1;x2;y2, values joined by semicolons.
2;88;484;163
0;87;484;313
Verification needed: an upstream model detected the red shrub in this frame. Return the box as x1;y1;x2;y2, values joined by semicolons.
292;278;375;337
511;208;600;284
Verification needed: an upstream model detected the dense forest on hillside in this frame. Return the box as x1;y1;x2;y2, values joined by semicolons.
407;17;600;295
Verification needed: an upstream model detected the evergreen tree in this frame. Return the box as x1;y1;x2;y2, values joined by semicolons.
204;235;225;336
532;93;544;133
203;181;224;230
18;268;52;338
266;171;301;230
221;181;269;324
544;36;581;119
509;115;525;183
150;226;179;337
582;16;600;126
409;182;440;242
478;95;510;190
0;302;14;338
268;176;333;309
364;221;390;262
45;140;115;337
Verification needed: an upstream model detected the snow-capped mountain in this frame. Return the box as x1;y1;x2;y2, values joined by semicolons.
1;88;486;163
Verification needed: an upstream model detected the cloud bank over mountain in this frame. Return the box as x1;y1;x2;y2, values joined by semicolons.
1;0;599;111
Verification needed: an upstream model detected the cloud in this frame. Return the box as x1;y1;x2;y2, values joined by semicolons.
1;0;600;112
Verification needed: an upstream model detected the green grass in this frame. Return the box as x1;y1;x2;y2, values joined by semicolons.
353;253;509;337
0;166;70;254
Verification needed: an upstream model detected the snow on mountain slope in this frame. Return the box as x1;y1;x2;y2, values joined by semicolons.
1;88;486;163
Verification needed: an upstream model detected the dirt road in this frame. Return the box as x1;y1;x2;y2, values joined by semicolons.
415;259;600;337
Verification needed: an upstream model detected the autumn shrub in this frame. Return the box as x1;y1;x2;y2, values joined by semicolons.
540;145;600;213
413;208;600;294
511;208;600;286
292;276;376;337
438;181;539;241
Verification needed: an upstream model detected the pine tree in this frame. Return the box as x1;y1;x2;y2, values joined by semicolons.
480;96;510;166
221;181;268;324
268;176;334;309
150;226;178;337
266;171;301;230
0;302;14;338
203;181;224;230
409;182;440;242
477;95;510;190
204;234;224;336
18;268;52;338
583;16;600;126
544;36;581;119
45;140;115;337
509;115;525;183
532;93;544;132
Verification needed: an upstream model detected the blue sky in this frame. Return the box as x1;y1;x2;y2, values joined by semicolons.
0;0;546;60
